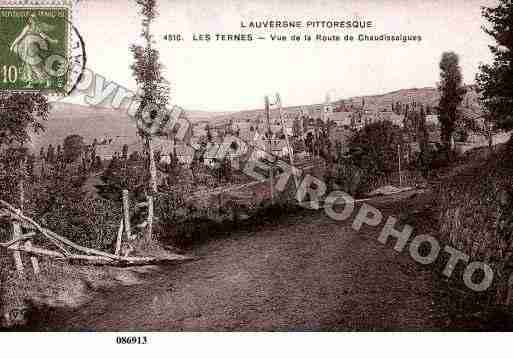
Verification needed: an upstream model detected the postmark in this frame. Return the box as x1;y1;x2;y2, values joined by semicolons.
0;1;74;95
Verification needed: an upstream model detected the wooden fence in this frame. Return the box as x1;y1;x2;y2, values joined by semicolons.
0;157;314;277
0;199;161;278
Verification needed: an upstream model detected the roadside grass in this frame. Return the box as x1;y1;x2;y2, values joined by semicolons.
394;142;513;330
0;250;109;329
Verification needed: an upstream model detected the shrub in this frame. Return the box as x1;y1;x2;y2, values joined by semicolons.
348;120;404;177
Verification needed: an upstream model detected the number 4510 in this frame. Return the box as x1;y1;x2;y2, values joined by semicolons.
2;65;18;83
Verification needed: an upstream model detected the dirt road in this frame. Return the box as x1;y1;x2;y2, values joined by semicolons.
26;195;451;331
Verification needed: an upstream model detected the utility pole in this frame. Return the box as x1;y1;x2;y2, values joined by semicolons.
319;92;332;161
276;93;299;190
398;143;403;187
322;93;331;124
265;96;275;204
314;117;319;161
300;108;308;157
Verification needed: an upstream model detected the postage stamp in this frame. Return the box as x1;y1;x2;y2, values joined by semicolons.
0;1;73;94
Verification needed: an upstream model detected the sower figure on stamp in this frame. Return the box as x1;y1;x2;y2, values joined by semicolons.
9;13;58;88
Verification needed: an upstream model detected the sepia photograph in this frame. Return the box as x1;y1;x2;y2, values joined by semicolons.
1;0;513;354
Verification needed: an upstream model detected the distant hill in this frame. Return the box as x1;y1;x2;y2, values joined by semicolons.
209;85;480;123
333;85;479;112
29;102;232;152
335;87;441;111
28;85;480;153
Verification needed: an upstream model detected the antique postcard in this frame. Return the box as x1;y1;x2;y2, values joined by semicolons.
0;0;512;356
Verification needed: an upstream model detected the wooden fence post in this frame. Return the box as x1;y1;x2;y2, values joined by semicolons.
122;189;131;243
146;195;154;242
264;96;275;205
115;218;124;256
24;241;40;276
11;222;24;278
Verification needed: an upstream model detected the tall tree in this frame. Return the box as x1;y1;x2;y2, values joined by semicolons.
205;123;213;143
0;93;48;207
122;144;129;161
292;118;301;138
476;0;513;131
438;51;466;155
416;106;430;176
63;134;85;164
130;0;170;243
46;144;55;164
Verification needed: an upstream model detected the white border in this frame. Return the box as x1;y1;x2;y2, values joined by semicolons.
2;332;513;359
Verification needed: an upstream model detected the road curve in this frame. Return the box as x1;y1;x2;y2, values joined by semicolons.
31;204;443;331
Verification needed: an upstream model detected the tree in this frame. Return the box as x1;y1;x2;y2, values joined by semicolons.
438;51;466;155
157;148;181;188
404;106;428;149
46;144;55;164
348;121;404;176
305;132;314;154
26;154;35;178
0;92;49;208
130;0;170;243
205;123;213;143
0;93;48;147
418;106;429;152
292;118;301;138
97;154;146;203
63;134;85;164
476;0;513;131
415;106;431;176
215;157;232;183
302;116;309;134
122;144;129;161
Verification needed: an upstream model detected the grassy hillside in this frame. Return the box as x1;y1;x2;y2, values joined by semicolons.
337;87;441;110
210;85;479;123
29;102;232;152
337;85;479;111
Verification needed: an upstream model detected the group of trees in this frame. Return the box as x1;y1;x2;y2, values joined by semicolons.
303;118;335;161
476;1;513;132
38;135;107;176
0;92;49;209
339;0;512;188
0;0;172;251
0;122;117;250
323;120;405;196
438;1;512;155
347;121;404;176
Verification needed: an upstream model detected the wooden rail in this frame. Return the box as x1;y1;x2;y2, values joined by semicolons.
0;158;315;276
0;199;166;277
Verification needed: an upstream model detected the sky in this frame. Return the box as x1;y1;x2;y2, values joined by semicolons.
69;0;498;112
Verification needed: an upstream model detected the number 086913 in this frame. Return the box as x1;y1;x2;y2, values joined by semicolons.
116;336;148;345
